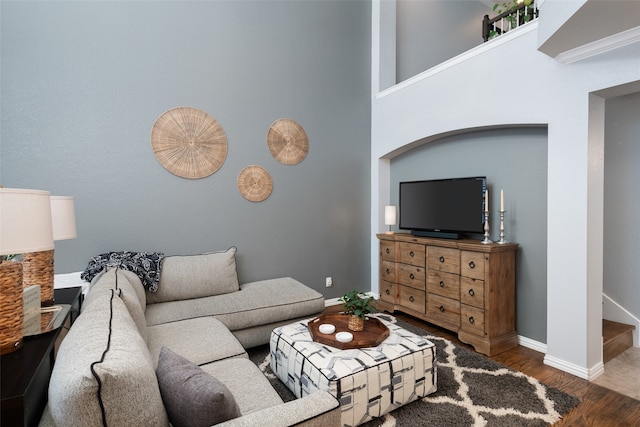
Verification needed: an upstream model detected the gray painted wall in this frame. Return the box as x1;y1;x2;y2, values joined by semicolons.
604;92;640;319
389;128;548;342
396;0;492;83
0;1;372;298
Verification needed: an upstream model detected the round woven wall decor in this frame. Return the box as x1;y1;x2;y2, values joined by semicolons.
151;107;228;179
267;118;308;165
237;165;273;202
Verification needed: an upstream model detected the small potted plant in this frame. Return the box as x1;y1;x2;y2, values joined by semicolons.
339;290;375;332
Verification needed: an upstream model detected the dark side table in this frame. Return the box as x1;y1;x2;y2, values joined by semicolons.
1;286;83;427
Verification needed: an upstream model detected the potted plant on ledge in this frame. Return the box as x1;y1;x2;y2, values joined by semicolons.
339;290;375;332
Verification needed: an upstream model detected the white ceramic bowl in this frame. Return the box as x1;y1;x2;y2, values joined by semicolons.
335;332;353;343
318;324;336;334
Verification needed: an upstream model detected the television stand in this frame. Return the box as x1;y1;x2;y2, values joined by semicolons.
377;233;518;356
411;230;460;239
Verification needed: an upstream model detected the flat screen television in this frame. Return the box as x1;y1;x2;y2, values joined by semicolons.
399;176;486;239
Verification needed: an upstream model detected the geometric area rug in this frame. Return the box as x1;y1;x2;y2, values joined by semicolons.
247;313;580;427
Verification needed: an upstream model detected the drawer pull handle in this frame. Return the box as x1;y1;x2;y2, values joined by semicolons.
439;280;445;288
468;289;475;296
409;296;415;303
469;261;475;269
410;273;415;280
385;268;390;275
439;306;445;312
385;289;390;295
409;251;415;257
439;256;445;263
469;316;475;324
385;248;390;254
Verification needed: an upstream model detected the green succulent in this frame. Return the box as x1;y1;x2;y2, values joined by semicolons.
339;290;375;319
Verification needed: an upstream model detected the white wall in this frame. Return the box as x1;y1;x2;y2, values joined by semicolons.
371;1;640;379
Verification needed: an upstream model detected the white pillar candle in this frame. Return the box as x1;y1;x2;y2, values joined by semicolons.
501;189;504;211
485;189;489;212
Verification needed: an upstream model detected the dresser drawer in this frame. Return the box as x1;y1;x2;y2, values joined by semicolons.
426;293;460;328
427;270;460;299
380;280;396;304
461;304;485;337
398;285;425;314
380;240;396;262
427;247;460;274
380;260;396;282
460;276;484;308
399;242;426;267
398;264;425;290
461;251;485;280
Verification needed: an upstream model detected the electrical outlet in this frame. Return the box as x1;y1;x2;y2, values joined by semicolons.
325;277;333;287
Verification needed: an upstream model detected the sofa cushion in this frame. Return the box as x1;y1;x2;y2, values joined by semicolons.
48;290;168;426
200;357;284;415
156;347;242;427
84;268;148;341
145;277;324;330
147;247;239;303
215;390;340;427
146;316;247;368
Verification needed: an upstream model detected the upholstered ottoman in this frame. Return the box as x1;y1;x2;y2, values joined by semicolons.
270;316;437;426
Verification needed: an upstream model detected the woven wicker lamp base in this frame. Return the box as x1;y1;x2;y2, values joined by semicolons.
0;260;24;354
22;249;55;306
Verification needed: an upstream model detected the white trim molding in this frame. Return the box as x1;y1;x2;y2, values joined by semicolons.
544;354;605;381
556;25;640;64
518;335;547;354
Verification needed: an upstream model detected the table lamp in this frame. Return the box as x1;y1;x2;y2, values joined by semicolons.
384;205;396;235
0;188;54;354
23;196;76;306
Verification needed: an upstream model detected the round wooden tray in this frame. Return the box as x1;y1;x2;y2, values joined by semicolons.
308;314;390;350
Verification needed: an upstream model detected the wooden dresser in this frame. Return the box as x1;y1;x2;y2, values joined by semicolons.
377;233;518;356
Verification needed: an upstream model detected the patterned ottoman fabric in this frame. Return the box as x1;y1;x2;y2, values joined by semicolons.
270;316;437;426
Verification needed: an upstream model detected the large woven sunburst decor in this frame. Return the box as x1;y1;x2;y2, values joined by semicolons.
151;107;228;179
237;165;273;202
267;118;308;165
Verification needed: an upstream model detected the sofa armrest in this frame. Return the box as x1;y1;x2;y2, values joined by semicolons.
216;390;340;427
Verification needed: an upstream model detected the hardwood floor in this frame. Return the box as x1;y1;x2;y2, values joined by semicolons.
325;305;640;426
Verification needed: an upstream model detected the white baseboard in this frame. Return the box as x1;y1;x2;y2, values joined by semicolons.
544;354;605;381
518;335;547;353
325;292;378;308
324;297;342;307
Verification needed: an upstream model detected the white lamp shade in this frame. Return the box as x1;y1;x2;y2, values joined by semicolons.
0;188;54;255
384;205;397;226
51;196;77;241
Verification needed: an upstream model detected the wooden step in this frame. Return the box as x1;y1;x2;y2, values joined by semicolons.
603;319;635;363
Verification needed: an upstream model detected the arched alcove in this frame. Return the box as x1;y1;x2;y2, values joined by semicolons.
383;126;549;343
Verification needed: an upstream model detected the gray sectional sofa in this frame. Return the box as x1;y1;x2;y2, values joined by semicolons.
39;248;340;426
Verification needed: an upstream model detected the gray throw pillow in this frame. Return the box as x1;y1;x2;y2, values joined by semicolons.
156;347;241;427
147;247;239;303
